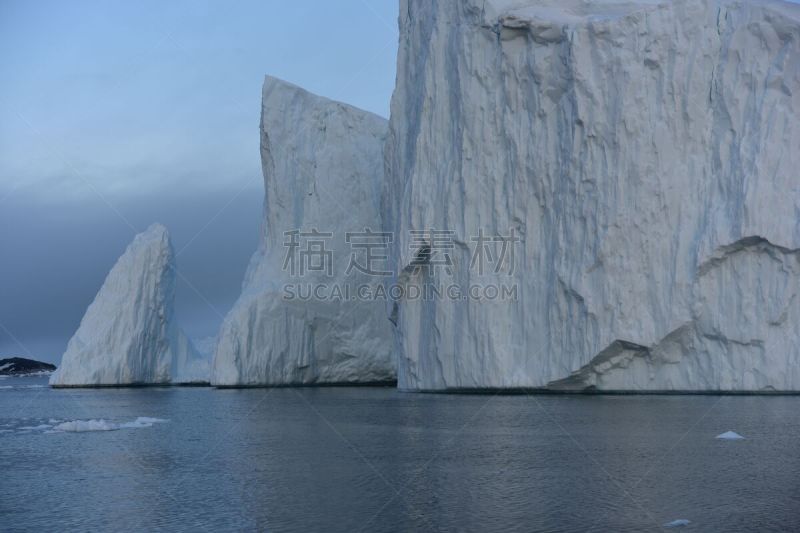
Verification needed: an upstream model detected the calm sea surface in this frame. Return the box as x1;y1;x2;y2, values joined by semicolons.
2;374;799;532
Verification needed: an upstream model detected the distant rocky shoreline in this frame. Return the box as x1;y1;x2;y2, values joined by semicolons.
0;357;56;376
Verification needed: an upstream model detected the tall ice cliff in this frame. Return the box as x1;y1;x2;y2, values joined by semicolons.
210;77;395;385
384;0;800;390
50;224;205;386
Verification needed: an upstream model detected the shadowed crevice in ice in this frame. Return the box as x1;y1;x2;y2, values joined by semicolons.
545;235;800;391
697;236;800;277
546;340;651;391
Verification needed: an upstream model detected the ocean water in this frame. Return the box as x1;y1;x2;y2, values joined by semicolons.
2;375;799;532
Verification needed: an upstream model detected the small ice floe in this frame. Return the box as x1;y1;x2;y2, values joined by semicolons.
53;419;117;432
716;431;745;440
118;417;168;429
19;424;52;431
663;519;691;528
51;417;168;433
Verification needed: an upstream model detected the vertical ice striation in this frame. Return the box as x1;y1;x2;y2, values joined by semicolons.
385;0;800;390
50;224;204;386
211;76;395;386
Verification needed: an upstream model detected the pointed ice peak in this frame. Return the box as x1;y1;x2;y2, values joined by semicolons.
121;223;172;266
138;222;169;240
262;75;387;122
50;223;187;387
211;74;394;386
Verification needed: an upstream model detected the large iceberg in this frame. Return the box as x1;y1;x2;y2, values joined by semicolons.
50;224;206;386
384;0;800;391
48;0;800;392
210;77;395;386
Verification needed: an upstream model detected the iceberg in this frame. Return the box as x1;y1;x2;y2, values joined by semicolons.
716;431;745;440
46;1;800;392
50;224;207;386
210;77;395;386
384;0;800;391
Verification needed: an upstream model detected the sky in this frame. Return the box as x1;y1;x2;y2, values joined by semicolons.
0;0;399;363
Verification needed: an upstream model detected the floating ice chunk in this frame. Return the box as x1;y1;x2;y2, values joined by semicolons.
118;417;168;429
663;519;691;528
53;419;118;432
716;431;745;440
51;417;168;433
135;416;167;424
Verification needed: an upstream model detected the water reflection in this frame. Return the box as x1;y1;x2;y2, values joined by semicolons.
3;380;800;531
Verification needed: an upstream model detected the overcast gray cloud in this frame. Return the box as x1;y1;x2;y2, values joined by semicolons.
0;184;263;363
0;0;398;363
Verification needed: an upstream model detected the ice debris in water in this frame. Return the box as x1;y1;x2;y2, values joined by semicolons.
120;417;168;428
663;519;691;528
716;431;745;440
19;424;52;431
53;420;117;432
51;417;168;433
